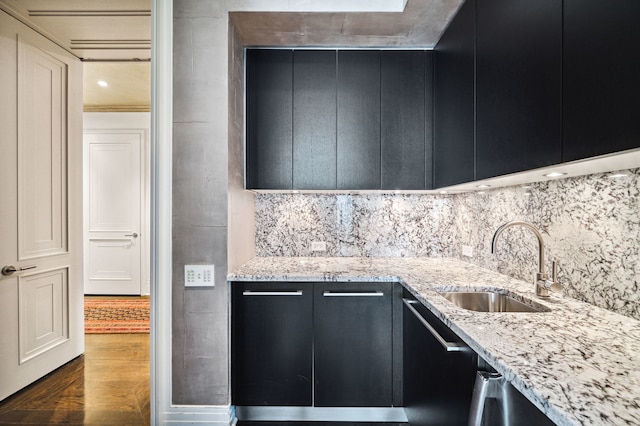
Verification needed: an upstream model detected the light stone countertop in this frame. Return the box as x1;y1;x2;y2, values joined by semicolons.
228;256;640;426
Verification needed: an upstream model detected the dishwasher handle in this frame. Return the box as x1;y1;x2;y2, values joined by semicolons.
403;298;469;352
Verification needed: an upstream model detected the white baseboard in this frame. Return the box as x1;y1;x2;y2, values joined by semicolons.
161;405;235;425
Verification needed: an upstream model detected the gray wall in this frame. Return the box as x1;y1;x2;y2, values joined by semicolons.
172;1;231;405
171;0;257;407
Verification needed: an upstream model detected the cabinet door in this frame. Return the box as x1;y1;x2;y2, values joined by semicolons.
231;282;313;406
337;50;381;189
314;282;393;407
381;51;430;190
293;50;337;189
563;0;640;161
403;296;477;426
475;0;562;179
433;0;476;188
245;49;293;189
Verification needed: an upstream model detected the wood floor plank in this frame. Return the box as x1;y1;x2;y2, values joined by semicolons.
0;334;150;425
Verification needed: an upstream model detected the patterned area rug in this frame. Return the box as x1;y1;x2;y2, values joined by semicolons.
84;298;150;334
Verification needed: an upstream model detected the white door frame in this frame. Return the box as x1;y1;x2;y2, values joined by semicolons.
83;112;151;296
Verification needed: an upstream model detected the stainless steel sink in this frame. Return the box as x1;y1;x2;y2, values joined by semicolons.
439;291;550;313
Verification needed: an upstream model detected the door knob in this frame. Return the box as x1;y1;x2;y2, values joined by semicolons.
2;264;37;276
124;233;139;238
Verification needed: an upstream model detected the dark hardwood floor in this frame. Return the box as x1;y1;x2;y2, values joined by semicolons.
0;334;150;425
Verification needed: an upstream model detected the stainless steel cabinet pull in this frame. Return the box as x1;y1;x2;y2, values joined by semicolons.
125;233;139;238
323;291;384;297
403;299;468;352
1;264;37;276
242;290;303;296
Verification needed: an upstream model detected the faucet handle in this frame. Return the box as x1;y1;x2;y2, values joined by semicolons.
544;260;562;293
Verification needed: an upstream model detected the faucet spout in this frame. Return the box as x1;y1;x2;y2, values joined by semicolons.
491;221;559;297
491;221;545;277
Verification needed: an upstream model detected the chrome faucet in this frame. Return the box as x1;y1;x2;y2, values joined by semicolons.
491;221;561;297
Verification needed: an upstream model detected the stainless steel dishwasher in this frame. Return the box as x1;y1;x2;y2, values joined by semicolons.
468;366;557;426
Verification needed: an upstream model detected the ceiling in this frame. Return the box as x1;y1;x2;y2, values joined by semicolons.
0;0;463;111
0;0;151;111
231;0;463;48
0;0;150;60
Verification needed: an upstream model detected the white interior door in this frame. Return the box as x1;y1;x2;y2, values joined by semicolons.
0;10;83;401
84;129;143;295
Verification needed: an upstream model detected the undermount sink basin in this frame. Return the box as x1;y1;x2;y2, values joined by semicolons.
439;291;550;313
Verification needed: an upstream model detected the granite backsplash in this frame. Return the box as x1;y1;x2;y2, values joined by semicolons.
254;168;640;320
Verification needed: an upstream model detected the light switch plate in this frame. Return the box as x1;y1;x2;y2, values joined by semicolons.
311;241;327;252
184;265;215;287
462;245;474;257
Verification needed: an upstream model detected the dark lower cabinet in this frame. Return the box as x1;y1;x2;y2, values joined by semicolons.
231;282;313;406
403;293;477;426
232;281;395;409
314;282;393;407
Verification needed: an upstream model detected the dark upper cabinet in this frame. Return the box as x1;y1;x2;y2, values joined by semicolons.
293;50;337;189
231;282;313;406
337;51;381;189
563;0;640;161
433;0;476;188
381;51;432;190
475;0;562;179
314;282;393;407
245;49;293;189
246;49;432;191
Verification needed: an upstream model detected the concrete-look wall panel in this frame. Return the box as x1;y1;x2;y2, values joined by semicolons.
171;223;229;404
174;0;227;17
173;122;228;227
173;0;232;405
173;16;228;124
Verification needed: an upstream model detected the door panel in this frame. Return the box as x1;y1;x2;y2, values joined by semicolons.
0;10;83;402
18;37;67;259
84;130;143;295
19;268;69;364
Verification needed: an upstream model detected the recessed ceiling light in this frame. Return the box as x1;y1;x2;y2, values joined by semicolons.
439;190;448;194
608;173;627;178
543;172;566;178
97;80;108;87
476;184;491;189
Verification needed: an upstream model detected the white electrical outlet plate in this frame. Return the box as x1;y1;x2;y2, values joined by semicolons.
185;265;215;287
311;241;327;252
462;245;474;257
